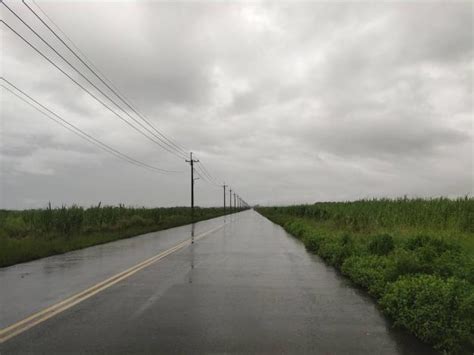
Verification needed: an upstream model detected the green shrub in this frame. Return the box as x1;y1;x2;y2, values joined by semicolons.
381;275;474;352
430;250;473;282
318;234;355;267
405;235;459;254
340;233;352;245
302;234;325;253
3;216;28;238
129;215;151;227
117;215;153;229
341;255;391;297
318;241;341;265
383;249;424;280
367;234;394;255
285;220;311;239
384;245;473;282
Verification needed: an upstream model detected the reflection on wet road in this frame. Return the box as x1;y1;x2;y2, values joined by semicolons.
0;210;433;354
0;213;232;328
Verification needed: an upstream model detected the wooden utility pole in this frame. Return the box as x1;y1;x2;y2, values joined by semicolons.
185;152;199;216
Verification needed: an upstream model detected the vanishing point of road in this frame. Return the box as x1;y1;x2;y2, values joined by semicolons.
0;210;433;354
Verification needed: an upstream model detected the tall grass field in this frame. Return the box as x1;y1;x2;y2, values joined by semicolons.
257;197;473;353
0;204;238;268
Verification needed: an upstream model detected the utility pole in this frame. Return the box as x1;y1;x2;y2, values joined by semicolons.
229;188;232;212
234;193;236;212
185;152;199;217
223;183;227;213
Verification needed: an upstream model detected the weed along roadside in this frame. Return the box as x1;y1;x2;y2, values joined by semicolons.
257;197;474;354
0;205;243;268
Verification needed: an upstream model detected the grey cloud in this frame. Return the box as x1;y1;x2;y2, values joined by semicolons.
392;2;473;64
311;116;468;159
0;133;54;158
227;90;262;115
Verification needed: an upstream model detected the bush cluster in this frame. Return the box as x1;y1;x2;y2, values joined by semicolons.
381;275;473;352
367;234;394;255
259;204;474;353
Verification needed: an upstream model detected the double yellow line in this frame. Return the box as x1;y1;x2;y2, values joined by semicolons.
0;222;227;343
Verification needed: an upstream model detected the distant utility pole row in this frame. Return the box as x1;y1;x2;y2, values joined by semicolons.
185;151;250;217
223;184;249;212
0;0;251;215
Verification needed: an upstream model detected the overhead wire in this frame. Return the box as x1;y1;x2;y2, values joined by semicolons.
197;166;220;187
197;160;220;184
193;164;212;184
195;162;213;181
198;170;219;188
1;77;181;174
23;0;189;157
193;167;219;190
30;0;121;94
0;5;187;160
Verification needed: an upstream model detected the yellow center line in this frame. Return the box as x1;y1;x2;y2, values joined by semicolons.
0;222;228;344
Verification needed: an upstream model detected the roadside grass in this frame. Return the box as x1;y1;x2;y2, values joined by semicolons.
0;205;238;268
257;197;474;354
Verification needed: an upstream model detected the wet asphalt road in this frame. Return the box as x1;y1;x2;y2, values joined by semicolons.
0;214;227;328
0;210;433;354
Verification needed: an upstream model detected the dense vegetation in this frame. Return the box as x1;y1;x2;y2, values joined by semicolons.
257;197;473;353
0;204;240;267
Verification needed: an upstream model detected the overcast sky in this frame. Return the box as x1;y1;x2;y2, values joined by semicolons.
1;1;472;209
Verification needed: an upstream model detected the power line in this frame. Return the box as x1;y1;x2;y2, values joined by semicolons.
30;0;119;94
198;161;218;183
196;169;220;188
194;163;220;188
193;165;214;185
195;163;215;183
23;0;189;157
190;155;221;187
0;15;186;160
1;2;186;159
193;169;206;184
1;77;180;174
